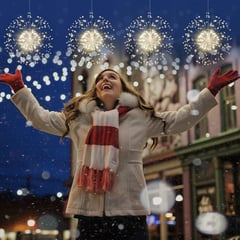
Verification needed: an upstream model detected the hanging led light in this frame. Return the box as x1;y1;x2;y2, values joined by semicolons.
4;0;53;67
66;0;115;65
195;29;220;53
124;0;173;67
17;28;42;53
137;28;162;53
79;28;104;52
183;0;232;65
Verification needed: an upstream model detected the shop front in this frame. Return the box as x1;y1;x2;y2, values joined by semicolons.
176;129;240;240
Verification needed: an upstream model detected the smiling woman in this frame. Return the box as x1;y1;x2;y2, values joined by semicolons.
0;66;239;239
95;70;123;110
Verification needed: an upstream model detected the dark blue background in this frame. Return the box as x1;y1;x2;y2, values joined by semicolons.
0;0;240;196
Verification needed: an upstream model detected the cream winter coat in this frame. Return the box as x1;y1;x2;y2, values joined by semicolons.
11;87;217;217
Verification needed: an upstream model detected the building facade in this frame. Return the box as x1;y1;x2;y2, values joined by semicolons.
143;48;240;239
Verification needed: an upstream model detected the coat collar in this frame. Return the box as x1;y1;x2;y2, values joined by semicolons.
78;92;139;113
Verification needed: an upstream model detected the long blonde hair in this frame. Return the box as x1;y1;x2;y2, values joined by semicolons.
62;69;158;148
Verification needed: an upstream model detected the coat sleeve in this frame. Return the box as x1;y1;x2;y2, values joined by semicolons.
11;88;67;137
146;88;218;137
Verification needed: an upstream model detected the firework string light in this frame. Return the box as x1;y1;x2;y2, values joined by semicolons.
183;0;232;65
1;1;68;104
124;0;173;66
66;0;115;65
4;0;53;67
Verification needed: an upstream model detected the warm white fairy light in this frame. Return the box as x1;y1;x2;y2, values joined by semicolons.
195;29;220;53
124;14;173;66
66;13;115;64
183;13;232;65
79;29;104;52
4;13;53;66
137;29;162;53
17;29;42;53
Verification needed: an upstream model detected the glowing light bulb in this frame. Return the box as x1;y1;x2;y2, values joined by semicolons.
137;29;162;53
183;14;231;65
4;15;53;65
124;15;173;66
67;15;115;64
196;29;220;53
17;29;42;53
27;219;36;227
79;29;104;52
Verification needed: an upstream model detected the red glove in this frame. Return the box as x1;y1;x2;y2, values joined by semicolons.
208;68;240;96
0;69;25;93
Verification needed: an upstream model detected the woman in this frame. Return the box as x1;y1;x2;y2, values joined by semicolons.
0;67;239;239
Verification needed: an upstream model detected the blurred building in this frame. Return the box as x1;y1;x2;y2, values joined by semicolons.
142;47;240;240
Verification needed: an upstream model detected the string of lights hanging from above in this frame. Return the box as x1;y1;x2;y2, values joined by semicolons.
183;0;232;65
124;0;173;67
66;0;115;66
4;0;53;67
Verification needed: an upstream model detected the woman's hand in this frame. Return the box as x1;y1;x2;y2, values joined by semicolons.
0;69;25;92
208;68;240;96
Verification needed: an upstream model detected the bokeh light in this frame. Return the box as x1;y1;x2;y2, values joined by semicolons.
195;212;228;235
187;89;200;102
140;180;175;214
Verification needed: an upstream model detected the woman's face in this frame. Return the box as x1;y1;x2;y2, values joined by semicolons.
95;70;123;103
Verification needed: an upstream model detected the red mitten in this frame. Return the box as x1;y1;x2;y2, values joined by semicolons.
0;69;25;93
208;68;240;96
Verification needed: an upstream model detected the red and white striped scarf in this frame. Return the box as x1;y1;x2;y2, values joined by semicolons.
77;106;130;193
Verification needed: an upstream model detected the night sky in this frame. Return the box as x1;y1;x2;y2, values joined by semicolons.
0;0;240;196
